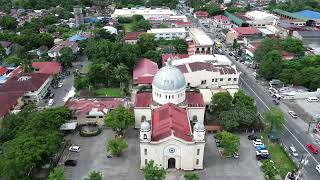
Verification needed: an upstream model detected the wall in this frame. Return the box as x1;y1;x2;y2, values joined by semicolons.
134;108;152;128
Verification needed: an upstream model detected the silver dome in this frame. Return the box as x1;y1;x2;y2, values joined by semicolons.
194;122;205;131
152;63;186;91
141;121;150;131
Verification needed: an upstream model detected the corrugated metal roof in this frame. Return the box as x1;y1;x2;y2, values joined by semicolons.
224;12;245;25
273;9;308;21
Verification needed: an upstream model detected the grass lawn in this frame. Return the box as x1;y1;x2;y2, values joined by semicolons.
93;88;121;97
261;133;297;178
122;23;134;32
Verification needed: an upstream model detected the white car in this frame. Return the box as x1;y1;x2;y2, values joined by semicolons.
288;111;298;118
316;165;320;173
47;99;54;106
253;139;263;147
69;145;80;152
256;149;269;156
58;82;63;88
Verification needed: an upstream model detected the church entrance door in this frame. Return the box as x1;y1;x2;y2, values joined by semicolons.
168;158;176;169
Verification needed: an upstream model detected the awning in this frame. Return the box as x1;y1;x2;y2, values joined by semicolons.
60;122;77;130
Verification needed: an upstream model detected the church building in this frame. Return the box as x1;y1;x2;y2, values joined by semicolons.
134;61;206;170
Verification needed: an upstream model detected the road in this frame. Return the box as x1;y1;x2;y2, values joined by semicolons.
182;3;320;179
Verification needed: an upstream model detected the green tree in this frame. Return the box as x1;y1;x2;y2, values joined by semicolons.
74;74;88;91
42;14;59;25
58;47;77;67
232;39;240;51
138;33;157;54
261;160;278;180
218;110;240;131
0;46;5;61
143;160;166;180
107;138;128;156
113;63;129;92
33;33;54;48
264;106;285;133
253;38;281;63
211;92;232;115
208;5;224;16
104;106;134;136
217;131;240;156
259;50;282;80
84;170;103;180
232;90;256;111
48;167;66;180
143;50;162;65
0;16;18;30
184;172;199;180
280;38;304;56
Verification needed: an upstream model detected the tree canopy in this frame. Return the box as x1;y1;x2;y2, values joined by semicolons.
0;16;18;30
104;106;134;136
211;92;232;115
259;50;282;80
106;138;128;156
264;107;285;133
217;131;240;156
184;173;199;180
48;167;66;180
143;160;166;180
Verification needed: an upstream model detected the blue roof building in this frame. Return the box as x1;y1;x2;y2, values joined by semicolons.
68;34;91;42
293;10;320;20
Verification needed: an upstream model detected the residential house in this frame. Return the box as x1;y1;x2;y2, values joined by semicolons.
226;27;262;44
213;15;232;29
124;32;143;44
0;41;13;55
194;11;209;19
48;40;79;58
0;92;24;124
0;73;52;103
32;62;62;75
188;28;214;55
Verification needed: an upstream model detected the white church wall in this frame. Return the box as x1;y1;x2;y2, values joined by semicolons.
134;108;152;128
187;107;205;124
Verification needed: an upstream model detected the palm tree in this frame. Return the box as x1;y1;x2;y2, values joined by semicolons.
113;63;129;93
102;62;112;86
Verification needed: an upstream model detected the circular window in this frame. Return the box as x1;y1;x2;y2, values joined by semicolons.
169;148;175;153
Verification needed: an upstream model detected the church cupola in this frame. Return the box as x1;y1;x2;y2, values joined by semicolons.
140;121;151;142
193;122;205;142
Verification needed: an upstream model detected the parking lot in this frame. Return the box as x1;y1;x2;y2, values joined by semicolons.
60;129;143;180
60;130;264;180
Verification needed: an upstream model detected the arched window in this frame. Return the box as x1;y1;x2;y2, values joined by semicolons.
172;95;174;99
144;148;147;155
143;134;147;139
192;115;197;121
141;115;146;122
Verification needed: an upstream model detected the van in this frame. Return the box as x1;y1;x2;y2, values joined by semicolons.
48;99;54;106
289;146;298;157
307;97;319;102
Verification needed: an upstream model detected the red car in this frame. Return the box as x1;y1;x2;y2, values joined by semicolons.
306;144;318;154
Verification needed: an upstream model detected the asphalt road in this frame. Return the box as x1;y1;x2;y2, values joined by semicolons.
183;5;320;179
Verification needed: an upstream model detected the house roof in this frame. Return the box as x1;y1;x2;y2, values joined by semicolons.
48;40;77;52
162;53;189;65
294;10;320;20
133;58;158;84
124;32;143;40
297;30;320;38
135;92;152;107
186;91;205;107
65;98;124;116
68;33;91;42
225;12;245;25
195;11;209;17
273;9;308;21
6;66;23;78
175;21;193;26
233;27;261;36
152;103;192;142
0;41;13;48
0;66;8;75
0;92;24;118
136;76;154;84
0;73;51;93
213;15;229;21
32;62;62;75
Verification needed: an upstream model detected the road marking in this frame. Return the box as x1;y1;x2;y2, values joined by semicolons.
239;76;320;165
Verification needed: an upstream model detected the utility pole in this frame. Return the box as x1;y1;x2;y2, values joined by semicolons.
296;154;309;180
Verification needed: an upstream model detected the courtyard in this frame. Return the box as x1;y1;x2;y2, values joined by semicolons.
60;130;264;180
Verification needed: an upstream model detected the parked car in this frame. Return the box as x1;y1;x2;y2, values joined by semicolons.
233;152;239;159
229;52;234;56
69;145;80;152
58;82;63;88
306;144;318;154
248;134;259;140
64;160;77;166
49;93;54;99
215;139;221;147
316;165;320;173
307;97;319;102
273;99;279;105
256;150;270;160
289;146;298;157
288;111;298;118
253;139;263;147
256;144;266;150
48;99;54;106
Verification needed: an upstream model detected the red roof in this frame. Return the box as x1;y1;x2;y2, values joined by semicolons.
133;58;158;84
7;66;23;78
0;66;8;75
152;103;192;142
0;92;24;118
135;92;152;107
233;27;261;36
195;11;209;17
161;53;189;65
124;32;143;41
186;91;205;107
32;62;62;75
175;21;193;26
213;15;229;21
0;73;51;93
65;98;124;116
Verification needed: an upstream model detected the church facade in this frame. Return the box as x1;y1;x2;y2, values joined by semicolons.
134;61;206;170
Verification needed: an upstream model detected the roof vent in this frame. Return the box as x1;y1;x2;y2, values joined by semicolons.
18;76;31;81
